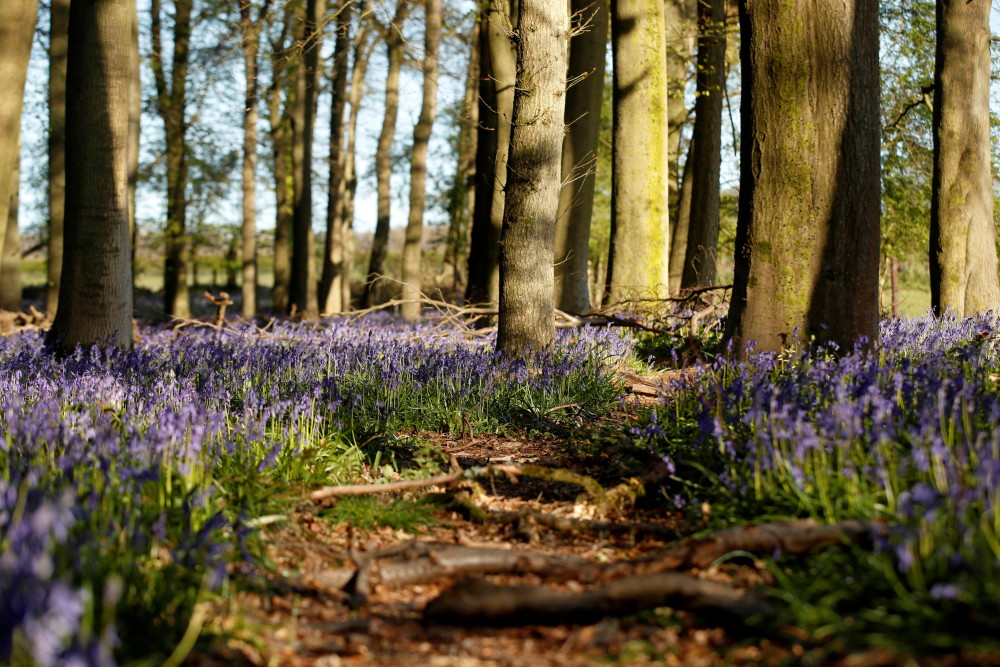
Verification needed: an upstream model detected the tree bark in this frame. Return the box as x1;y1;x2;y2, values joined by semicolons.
341;12;377;311
320;0;355;315
151;0;194;319
400;0;443;321
496;0;569;357
929;0;1000;317
267;8;295;315
288;0;325;320
48;0;134;351
444;17;481;300
668;137;694;294
726;0;880;355
47;0;69;315
663;0;697;212
553;0;608;314
364;0;410;307
128;0;140;282
0;0;37;289
680;0;725;289
466;0;517;308
239;0;273;319
606;0;671;305
1;147;20;312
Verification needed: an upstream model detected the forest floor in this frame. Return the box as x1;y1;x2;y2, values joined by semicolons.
187;382;991;667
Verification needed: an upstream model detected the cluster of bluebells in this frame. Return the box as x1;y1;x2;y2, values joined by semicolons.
643;310;1000;602
0;317;628;664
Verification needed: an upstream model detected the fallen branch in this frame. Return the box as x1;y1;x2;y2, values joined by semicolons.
423;572;769;627
310;471;463;501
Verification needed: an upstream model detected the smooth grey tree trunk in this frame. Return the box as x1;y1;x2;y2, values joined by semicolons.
606;0;671;305
929;0;1000;316
0;0;37;289
553;0;608;314
47;0;69;315
267;7;295;314
320;0;355;315
496;0;569;357
680;0;725;289
128;0;140;281
48;0;134;351
364;1;410;307
726;0;880;355
401;0;442;321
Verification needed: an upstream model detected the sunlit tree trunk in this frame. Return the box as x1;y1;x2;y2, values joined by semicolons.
268;7;294;314
0;0;37;288
929;0;1000;316
47;0;69;315
553;0;608;314
320;0;355;315
606;0;671;305
663;0;697;211
726;0;880;355
0;148;20;311
400;0;442;321
48;0;134;351
496;0;569;356
364;0;410;307
680;0;725;289
444;17;480;300
151;0;194;319
128;0;140;281
466;0;517;308
239;0;272;319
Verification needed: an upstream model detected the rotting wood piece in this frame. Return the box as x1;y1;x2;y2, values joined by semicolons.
423;572;770;627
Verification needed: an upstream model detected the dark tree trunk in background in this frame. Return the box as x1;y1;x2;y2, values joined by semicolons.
268;8;294;314
320;0;355;315
0;0;37;290
668;137;694;294
239;0;273;318
496;0;569;357
48;0;135;351
466;0;517;308
364;0;410;307
444;16;480;300
401;0;443;321
151;0;194;319
553;0;608;314
289;0;325;320
47;0;69;315
128;0;140;280
663;0;697;212
680;0;725;289
726;0;880;355
606;0;671;305
1;148;21;311
929;0;1000;316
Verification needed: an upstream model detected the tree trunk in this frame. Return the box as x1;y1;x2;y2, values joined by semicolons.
289;0;325;320
663;0;697;212
320;0;355;315
239;0;272;319
606;0;671;305
364;1;410;308
726;0;880;355
929;0;1000;317
553;0;608;314
496;0;569;357
668;137;694;294
151;0;194;319
128;0;140;282
1;147;20;311
466;0;517;308
400;0;443;321
268;8;295;315
680;0;725;289
0;0;37;288
341;12;377;311
444;17;481;301
48;0;134;351
47;0;69;315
